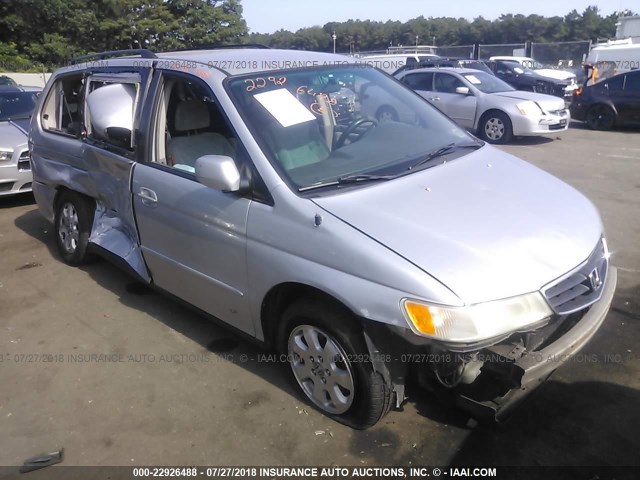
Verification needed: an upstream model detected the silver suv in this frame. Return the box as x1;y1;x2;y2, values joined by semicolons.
29;48;616;428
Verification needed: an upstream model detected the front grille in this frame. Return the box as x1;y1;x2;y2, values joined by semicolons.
17;150;30;171
543;239;608;315
533;82;553;95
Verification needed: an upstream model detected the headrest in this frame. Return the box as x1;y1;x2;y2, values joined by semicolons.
175;100;210;131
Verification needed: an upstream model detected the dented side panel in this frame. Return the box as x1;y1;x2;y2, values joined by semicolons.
84;145;150;282
29;67;152;282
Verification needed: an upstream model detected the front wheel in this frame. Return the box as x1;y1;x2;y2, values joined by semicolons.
586;104;615;131
480;111;513;144
282;300;393;429
54;191;95;266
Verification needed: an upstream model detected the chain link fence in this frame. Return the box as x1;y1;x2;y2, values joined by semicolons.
531;41;592;68
434;45;475;59
478;43;526;60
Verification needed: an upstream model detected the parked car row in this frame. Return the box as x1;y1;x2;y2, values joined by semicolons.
18;47;616;429
391;54;640;134
395;57;577;100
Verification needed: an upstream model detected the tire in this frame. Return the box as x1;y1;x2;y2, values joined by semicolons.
376;106;399;123
586;104;615;131
480;110;513;144
54;191;95;266
282;299;393;429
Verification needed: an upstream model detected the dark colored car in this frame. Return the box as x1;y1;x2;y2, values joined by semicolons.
487;60;573;99
0;76;17;87
570;69;640;130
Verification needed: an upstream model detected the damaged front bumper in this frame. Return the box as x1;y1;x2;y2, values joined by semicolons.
366;266;617;422
444;265;617;421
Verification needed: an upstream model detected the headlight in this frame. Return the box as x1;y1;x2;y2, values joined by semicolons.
0;150;13;162
516;101;544;116
402;292;552;343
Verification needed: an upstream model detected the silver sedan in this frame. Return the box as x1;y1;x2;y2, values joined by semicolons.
0;86;41;196
395;67;569;144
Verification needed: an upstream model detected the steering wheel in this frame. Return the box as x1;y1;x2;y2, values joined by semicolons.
334;116;378;149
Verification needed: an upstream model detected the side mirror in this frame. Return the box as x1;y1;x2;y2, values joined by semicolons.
455;86;470;95
195;155;241;192
85;83;135;148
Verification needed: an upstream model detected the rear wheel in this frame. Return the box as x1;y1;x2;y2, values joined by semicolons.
480;111;512;144
586;104;615;131
282;300;393;429
54;191;95;266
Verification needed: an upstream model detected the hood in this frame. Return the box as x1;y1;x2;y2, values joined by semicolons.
0;120;28;150
535;69;576;81
312;147;602;305
494;91;565;112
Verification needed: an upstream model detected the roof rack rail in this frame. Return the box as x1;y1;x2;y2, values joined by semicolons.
174;43;271;52
70;49;157;65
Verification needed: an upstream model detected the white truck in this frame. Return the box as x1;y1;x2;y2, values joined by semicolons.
585;39;640;82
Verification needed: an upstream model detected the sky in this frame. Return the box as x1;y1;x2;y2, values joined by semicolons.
241;0;635;34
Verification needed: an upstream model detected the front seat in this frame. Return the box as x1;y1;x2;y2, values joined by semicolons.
167;99;235;172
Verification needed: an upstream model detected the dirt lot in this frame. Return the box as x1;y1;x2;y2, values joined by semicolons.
1;123;639;470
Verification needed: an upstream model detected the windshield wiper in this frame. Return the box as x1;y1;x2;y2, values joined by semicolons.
408;142;481;171
299;174;393;192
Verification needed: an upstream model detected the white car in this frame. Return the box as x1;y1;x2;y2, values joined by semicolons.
0;86;41;196
395;67;570;144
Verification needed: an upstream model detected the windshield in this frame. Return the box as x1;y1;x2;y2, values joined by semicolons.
462;71;515;93
0;91;38;121
460;61;493;74
227;65;474;191
522;59;545;70
507;63;537;76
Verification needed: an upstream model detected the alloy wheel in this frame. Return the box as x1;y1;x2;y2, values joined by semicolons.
288;325;355;414
58;202;80;254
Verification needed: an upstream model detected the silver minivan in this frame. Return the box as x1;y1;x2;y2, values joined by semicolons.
29;48;616;428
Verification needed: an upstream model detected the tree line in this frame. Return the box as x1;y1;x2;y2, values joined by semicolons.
0;0;247;71
0;2;633;72
249;6;630;53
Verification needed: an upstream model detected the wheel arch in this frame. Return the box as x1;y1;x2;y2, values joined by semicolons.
53;186;96;213
260;282;359;352
478;107;511;126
